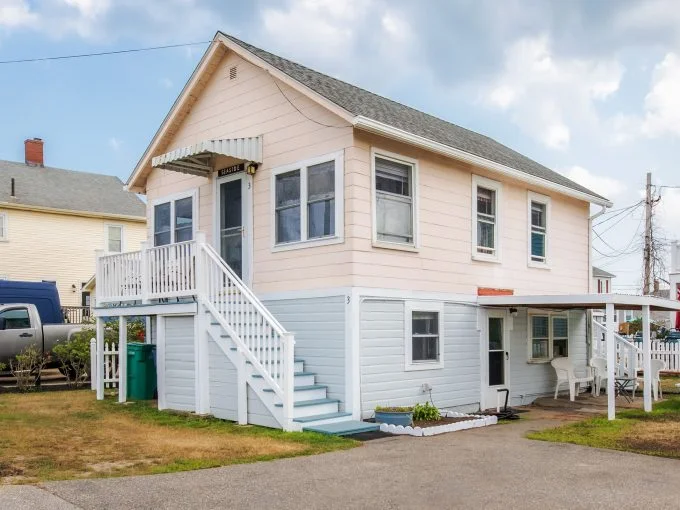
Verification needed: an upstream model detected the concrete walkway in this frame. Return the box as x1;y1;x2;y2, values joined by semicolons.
6;413;680;509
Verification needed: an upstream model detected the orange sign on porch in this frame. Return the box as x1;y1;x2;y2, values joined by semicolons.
477;287;514;296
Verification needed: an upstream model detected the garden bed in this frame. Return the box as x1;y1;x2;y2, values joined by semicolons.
379;411;498;437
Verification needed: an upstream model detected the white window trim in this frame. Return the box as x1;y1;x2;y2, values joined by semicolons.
104;223;125;254
270;150;344;251
371;147;419;252
404;301;444;371
150;188;199;246
471;175;502;262
0;212;7;242
527;310;570;363
527;191;551;269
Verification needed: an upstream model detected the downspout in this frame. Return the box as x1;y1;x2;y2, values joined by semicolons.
587;204;608;361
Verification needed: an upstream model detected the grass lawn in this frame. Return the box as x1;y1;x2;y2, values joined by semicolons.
528;394;680;458
0;390;356;484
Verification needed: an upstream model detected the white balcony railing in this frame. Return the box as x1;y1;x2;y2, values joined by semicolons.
96;240;197;304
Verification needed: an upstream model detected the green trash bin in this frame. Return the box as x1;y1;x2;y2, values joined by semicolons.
127;342;157;400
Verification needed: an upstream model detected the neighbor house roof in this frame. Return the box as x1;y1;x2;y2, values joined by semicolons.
220;33;609;204
0;160;145;219
593;266;616;279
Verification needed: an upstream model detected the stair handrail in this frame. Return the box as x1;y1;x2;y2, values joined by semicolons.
197;241;295;430
592;319;640;377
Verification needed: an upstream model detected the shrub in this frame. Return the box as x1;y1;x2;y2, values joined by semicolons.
10;344;48;391
412;402;441;422
53;332;91;388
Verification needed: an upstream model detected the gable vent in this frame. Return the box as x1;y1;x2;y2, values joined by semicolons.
229;66;238;80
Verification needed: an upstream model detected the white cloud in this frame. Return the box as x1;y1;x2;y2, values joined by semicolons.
108;137;121;151
641;53;680;138
563;165;626;199
0;0;39;29
483;35;623;150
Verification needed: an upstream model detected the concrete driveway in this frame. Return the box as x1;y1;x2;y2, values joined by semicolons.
4;412;680;509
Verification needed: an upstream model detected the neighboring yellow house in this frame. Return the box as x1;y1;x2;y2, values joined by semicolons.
0;138;146;308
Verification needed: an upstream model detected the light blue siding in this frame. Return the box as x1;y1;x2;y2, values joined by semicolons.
508;309;588;406
263;295;346;406
208;337;238;421
360;299;480;417
164;316;195;412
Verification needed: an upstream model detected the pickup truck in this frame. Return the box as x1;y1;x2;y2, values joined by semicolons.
0;303;83;367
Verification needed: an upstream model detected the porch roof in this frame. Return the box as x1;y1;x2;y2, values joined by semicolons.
478;293;680;312
151;136;263;176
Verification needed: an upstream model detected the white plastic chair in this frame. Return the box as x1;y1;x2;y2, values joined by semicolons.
590;357;608;397
635;359;665;401
551;357;594;402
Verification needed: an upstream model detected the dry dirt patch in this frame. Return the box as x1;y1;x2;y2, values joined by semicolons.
0;391;352;483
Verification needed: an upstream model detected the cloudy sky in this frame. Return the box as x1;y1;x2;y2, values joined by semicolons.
1;0;679;291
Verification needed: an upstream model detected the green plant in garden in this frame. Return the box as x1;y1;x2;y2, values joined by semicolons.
10;344;48;391
53;332;91;388
412;402;441;422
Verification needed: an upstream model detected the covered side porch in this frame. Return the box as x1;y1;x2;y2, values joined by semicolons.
478;293;680;420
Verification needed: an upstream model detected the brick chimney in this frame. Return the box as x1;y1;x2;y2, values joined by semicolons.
24;138;44;167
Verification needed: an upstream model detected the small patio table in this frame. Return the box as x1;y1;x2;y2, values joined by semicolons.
614;377;636;403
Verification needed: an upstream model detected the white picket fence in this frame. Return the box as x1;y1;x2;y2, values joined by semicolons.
636;340;680;373
90;338;120;390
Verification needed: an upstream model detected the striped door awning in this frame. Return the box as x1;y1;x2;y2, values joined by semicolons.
151;136;263;175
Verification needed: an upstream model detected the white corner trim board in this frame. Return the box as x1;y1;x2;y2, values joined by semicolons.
378;411;498;437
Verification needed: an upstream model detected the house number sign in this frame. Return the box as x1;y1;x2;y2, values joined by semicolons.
217;163;245;177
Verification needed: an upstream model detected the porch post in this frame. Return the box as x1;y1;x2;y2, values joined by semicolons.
642;304;652;412
96;316;105;400
606;303;616;420
118;316;127;403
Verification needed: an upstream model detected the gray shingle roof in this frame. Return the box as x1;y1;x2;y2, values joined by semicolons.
0;160;145;218
592;266;616;279
222;33;608;202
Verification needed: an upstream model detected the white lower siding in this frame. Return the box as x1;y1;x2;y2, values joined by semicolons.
208;337;238;421
164;316;196;412
359;298;481;417
508;309;588;406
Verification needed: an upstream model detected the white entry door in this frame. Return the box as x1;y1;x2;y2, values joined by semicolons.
482;311;510;409
216;172;251;284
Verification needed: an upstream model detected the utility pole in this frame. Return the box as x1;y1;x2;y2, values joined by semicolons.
643;171;653;295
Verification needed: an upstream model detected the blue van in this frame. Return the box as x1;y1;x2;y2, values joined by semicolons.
0;280;64;324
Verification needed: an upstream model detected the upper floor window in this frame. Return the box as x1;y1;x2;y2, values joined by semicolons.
0;212;7;241
106;225;123;253
153;192;195;247
472;175;501;261
529;313;568;362
373;151;417;248
528;192;550;267
272;151;343;249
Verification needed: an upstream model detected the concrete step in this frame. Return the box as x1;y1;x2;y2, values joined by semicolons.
303;420;380;436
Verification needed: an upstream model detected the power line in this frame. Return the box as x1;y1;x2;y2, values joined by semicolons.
0;41;211;65
594;204;642;235
593;200;643;228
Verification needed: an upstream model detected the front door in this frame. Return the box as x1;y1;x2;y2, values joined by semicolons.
218;174;246;279
483;312;509;409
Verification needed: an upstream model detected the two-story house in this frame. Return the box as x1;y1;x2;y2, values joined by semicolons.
92;33;680;432
0;138;146;312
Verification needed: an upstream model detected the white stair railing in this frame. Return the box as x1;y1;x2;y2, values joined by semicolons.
196;242;295;430
592;320;640;378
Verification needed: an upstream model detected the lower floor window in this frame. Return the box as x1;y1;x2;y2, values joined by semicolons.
530;314;569;361
406;303;444;370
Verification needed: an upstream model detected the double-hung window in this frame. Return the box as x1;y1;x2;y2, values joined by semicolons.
0;212;7;241
529;313;569;361
472;176;501;260
153;192;195;247
374;152;416;246
272;152;343;248
405;302;443;370
106;225;123;253
528;192;550;266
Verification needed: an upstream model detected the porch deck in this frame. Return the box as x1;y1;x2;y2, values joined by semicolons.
533;393;651;413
